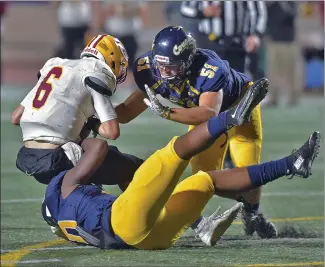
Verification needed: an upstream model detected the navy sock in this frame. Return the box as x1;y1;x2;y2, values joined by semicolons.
207;111;228;140
247;156;294;187
237;197;260;214
190;216;203;229
244;202;260;214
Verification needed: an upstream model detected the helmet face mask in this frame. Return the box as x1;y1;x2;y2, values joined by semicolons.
151;26;196;84
116;61;128;84
81;35;129;84
153;55;185;80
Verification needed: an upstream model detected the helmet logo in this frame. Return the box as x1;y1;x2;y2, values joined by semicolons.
83;47;98;56
173;38;191;56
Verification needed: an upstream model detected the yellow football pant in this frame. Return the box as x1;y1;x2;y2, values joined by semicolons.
111;137;215;250
189;104;263;172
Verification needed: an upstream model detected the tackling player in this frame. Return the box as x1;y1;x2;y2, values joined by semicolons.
114;26;275;239
11;34;142;187
42;80;320;250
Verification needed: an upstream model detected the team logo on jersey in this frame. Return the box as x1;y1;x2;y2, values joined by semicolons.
173;38;191;55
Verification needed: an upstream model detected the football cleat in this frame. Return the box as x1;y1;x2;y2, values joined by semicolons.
194;202;243;246
289;131;321;179
227;78;269;129
251;213;278;239
241;209;256;236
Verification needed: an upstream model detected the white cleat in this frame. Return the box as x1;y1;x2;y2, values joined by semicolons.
194;202;243;246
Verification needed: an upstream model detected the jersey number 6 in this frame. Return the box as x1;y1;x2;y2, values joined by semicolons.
32;66;63;109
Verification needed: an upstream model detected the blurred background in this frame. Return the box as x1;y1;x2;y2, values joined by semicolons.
1;1;324;100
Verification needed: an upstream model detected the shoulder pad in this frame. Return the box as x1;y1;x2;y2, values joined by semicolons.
133;53;156;91
94;61;116;88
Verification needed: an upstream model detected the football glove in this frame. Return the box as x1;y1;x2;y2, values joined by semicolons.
143;84;172;119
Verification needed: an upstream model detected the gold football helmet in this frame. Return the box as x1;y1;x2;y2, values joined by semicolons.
81;34;129;84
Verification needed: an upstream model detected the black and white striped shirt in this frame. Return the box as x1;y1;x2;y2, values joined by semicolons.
180;1;267;40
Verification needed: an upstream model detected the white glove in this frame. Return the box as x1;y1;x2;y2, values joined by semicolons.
143;84;172;119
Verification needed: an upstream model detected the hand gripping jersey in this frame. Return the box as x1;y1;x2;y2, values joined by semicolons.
134;48;251;112
20;57;117;145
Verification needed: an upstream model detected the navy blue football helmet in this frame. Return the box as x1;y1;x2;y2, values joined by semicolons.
151;26;196;83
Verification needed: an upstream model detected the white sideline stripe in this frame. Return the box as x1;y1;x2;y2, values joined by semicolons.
1;258;62;264
1;191;324;204
1;246;95;253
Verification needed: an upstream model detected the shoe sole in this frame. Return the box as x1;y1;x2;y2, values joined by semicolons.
209;203;243;246
306;131;321;177
237;78;269;125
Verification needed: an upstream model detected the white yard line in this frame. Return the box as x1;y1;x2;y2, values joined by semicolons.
1;258;62;264
1;246;95;253
1;191;323;204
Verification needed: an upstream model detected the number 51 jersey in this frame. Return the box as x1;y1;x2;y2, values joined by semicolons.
20;57;116;145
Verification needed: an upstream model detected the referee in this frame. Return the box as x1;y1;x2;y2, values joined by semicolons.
180;1;267;73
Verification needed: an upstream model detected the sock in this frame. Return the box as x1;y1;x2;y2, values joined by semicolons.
237;197;259;214
247;156;294;187
244;202;260;214
190;216;203;230
207;111;228;140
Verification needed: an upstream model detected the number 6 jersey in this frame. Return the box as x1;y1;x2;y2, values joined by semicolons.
20;57;117;145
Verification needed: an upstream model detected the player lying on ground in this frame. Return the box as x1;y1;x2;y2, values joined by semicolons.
42;77;321;250
114;26;275;238
11;34;143;188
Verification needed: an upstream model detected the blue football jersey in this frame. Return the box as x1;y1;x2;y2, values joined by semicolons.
133;48;251;111
42;171;127;248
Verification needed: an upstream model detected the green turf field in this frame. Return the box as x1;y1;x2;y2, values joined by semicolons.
1;86;324;267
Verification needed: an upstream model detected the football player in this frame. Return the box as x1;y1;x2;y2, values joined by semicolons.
42;81;320;250
114;26;275;238
11;34;142;187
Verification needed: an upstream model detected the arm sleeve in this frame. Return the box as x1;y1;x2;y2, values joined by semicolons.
20;89;36;107
180;1;206;19
88;87;117;123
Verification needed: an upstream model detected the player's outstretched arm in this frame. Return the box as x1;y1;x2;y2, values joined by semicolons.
11;104;24;125
61;138;109;199
115;89;148;124
90;89;120;140
144;85;223;125
167;91;223;125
